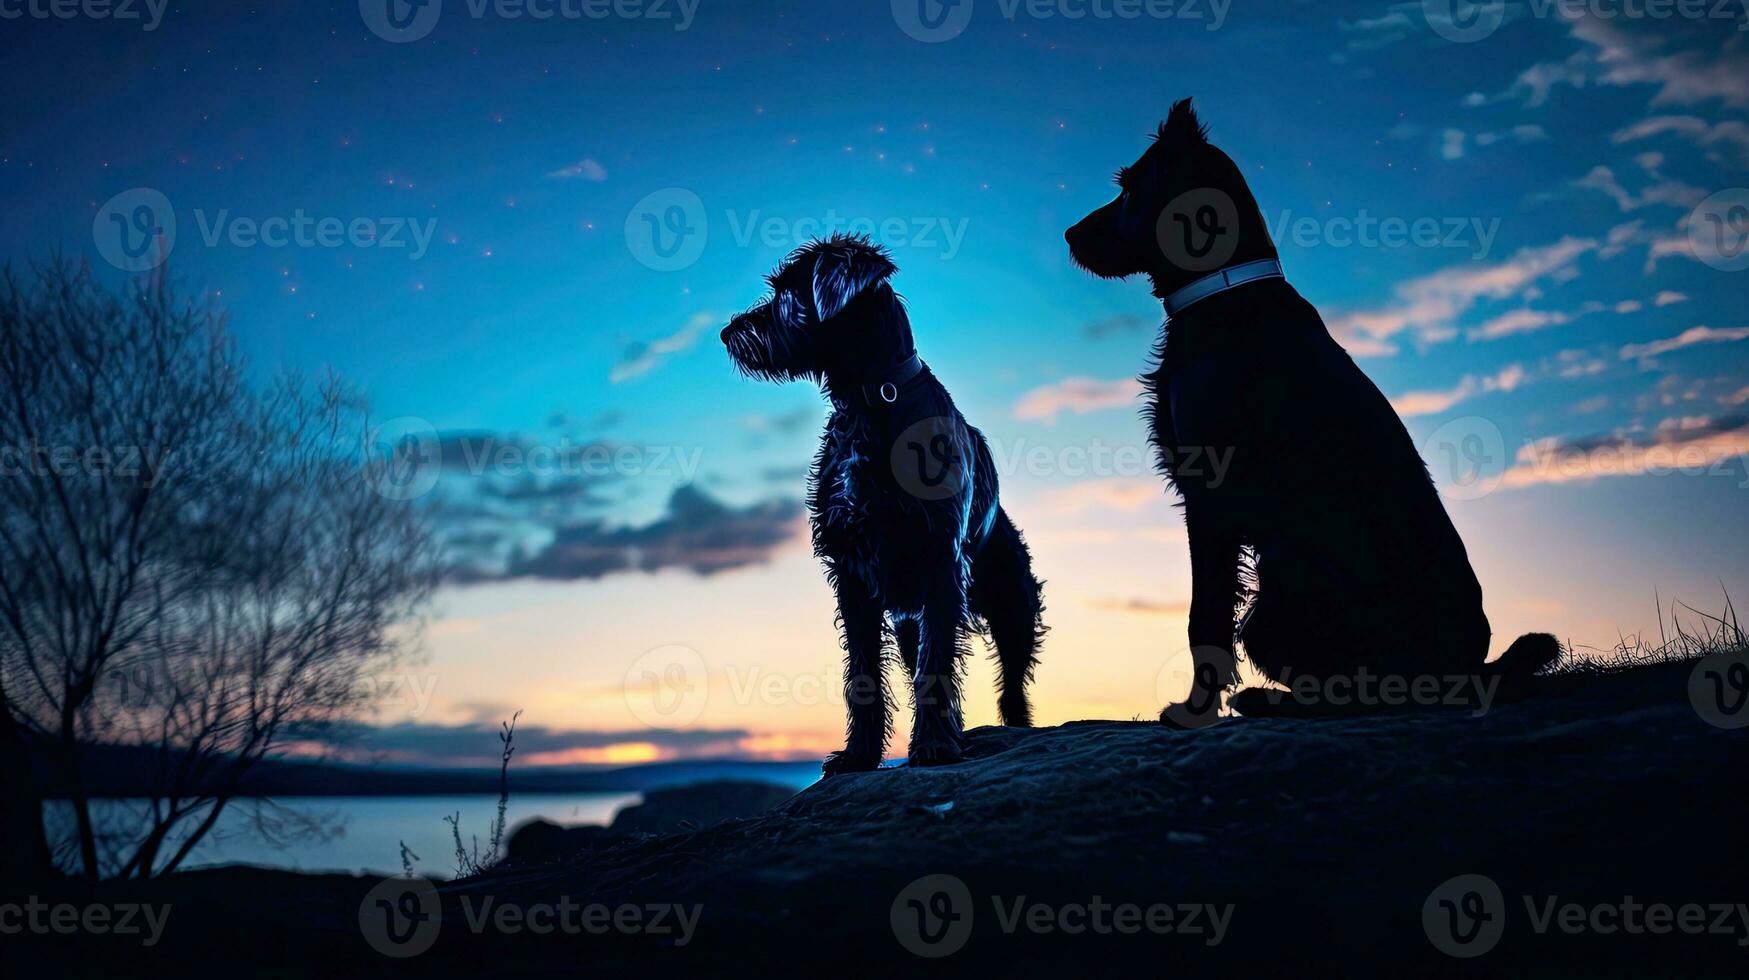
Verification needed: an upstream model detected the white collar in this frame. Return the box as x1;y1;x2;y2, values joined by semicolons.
1163;259;1285;319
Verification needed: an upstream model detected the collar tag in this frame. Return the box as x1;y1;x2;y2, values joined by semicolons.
861;352;923;408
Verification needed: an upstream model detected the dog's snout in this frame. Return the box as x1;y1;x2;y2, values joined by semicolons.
721;317;751;344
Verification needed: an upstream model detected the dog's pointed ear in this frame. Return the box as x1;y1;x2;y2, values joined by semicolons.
1157;98;1209;149
811;236;896;321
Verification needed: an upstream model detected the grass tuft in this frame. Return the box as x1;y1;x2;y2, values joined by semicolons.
1546;588;1744;676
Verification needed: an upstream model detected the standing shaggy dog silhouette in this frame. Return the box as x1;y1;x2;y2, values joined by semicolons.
722;235;1045;772
1066;99;1557;722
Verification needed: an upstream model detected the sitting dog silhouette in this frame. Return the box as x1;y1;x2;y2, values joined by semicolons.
722;235;1045;772
1066;99;1556;721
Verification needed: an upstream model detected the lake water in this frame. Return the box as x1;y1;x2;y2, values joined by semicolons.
50;794;643;879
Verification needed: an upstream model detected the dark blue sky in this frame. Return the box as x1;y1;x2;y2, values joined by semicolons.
3;1;1747;759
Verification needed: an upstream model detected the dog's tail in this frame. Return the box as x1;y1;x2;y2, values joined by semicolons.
1488;632;1561;678
969;508;1045;728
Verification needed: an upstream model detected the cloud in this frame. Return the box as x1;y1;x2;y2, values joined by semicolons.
1440;128;1467;160
548;158;608;181
1330;236;1597;350
1507;51;1592;107
1500;13;1749;110
1614;115;1749;169
612;312;716;383
1502;10;1749;109
1722;386;1749;407
1502;414;1749;489
450;484;803;584
1390;363;1528;418
1469;124;1550;152
1014;377;1144;423
1555;347;1609;379
1469;308;1573;341
1564;11;1749;108
1338;1;1527;54
1571;165;1707;212
1619;325;1749;361
1654;290;1689;307
324;718;762;767
1087;596;1189;616
1082;312;1156;339
1041;478;1162;515
1467;297;1650;342
737;407;820;435
407;421;803;589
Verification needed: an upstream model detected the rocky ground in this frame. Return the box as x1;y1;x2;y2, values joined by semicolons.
9;655;1746;977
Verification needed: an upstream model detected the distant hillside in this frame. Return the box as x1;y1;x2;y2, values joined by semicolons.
30;743;819;798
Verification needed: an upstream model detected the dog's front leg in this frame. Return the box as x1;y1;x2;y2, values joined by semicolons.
909;583;967;766
1163;506;1242;727
822;580;889;777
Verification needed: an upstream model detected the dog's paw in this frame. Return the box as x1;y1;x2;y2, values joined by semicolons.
821;749;881;777
1228;686;1288;717
905;736;965;768
1158;700;1225;730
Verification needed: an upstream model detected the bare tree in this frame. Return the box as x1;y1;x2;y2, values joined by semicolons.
0;259;438;879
